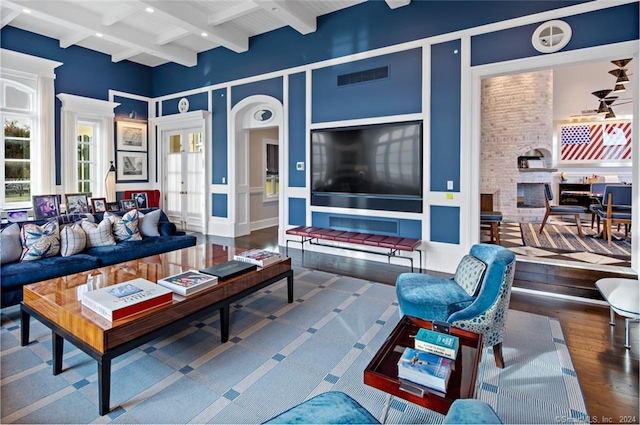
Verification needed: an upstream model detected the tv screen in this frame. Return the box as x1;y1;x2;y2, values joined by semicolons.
311;121;423;198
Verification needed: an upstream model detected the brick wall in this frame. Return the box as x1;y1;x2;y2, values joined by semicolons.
480;70;554;222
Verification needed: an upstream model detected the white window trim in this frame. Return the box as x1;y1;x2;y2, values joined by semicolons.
57;93;120;198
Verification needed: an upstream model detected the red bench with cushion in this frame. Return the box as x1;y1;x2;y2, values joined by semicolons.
285;225;422;272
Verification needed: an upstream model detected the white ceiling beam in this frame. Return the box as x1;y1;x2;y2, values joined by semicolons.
111;48;141;63
1;9;21;29
137;0;248;53
101;5;136;27
208;1;259;26
3;0;197;67
59;30;90;48
385;0;411;9
156;28;190;46
256;0;316;35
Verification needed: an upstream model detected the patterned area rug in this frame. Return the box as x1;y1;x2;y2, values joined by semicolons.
520;222;631;258
0;268;588;424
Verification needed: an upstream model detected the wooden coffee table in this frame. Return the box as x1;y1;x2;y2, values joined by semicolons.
364;315;483;421
20;244;293;415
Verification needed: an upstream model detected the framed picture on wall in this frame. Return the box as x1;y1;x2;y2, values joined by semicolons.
116;151;148;182
116;121;147;152
556;118;632;165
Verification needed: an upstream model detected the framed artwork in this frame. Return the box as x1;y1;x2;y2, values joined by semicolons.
91;197;107;213
32;194;60;219
131;192;148;209
107;202;120;212
556;118;632;165
116;151;148;182
65;193;90;214
120;199;138;211
7;210;28;222
116;121;147;152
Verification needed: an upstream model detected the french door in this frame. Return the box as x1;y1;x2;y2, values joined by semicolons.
163;127;205;232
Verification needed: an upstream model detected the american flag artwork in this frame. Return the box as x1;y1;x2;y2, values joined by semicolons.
560;121;632;162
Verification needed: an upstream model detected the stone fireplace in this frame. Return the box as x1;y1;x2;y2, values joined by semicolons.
480;70;555;222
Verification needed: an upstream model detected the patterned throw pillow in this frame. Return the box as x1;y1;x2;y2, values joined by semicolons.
1;223;22;264
81;219;116;247
453;254;487;297
105;209;142;242
20;219;61;262
60;222;87;257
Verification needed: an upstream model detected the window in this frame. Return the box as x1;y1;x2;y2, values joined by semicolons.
77;121;97;193
264;139;279;201
1;80;35;208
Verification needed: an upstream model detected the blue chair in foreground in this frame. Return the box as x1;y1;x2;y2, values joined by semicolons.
597;184;632;247
396;244;516;368
264;391;501;424
540;183;587;236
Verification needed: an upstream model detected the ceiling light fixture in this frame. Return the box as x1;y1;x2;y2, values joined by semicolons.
608;68;630;85
272;7;279;12
201;32;208;37
22;8;31;14
145;7;154;13
96;33;103;37
592;89;612;115
612;84;626;93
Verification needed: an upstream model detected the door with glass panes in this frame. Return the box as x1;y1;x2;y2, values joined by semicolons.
163;127;204;232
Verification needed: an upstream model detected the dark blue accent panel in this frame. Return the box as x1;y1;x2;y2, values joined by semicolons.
212;193;228;218
289;72;306;188
231;77;283;107
311;49;422;123
114;97;148;121
150;1;586;97
288;198;306;226
431;40;461;193
430;206;460;244
311;212;421;239
162;93;208;116
472;3;638;66
311;194;422;213
212;88;228;184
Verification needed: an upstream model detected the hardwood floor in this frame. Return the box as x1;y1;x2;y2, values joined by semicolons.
197;227;639;423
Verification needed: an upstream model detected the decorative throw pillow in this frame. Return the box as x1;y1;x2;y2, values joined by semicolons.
105;209;142;242
20;219;61;262
453;255;487;297
60;222;87;257
138;209;161;237
81;219;116;248
1;223;22;264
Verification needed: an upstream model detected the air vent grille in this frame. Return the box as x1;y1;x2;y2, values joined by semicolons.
337;66;389;86
328;217;398;234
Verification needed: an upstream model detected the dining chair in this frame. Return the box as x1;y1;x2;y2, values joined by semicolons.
597;185;632;247
540;183;587;237
589;183;608;231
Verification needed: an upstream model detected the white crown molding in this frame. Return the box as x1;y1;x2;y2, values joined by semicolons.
56;93;120;115
0;49;62;79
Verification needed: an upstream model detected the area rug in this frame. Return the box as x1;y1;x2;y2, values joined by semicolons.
521;222;631;258
0;268;588;424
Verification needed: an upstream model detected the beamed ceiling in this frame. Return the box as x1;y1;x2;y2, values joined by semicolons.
1;0;411;68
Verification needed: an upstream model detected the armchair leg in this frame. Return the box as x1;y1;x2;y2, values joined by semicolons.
493;343;505;369
539;212;550;234
573;214;584;237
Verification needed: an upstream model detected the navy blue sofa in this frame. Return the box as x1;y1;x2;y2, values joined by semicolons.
1;209;197;308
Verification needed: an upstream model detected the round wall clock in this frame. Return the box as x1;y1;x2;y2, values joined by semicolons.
178;97;189;113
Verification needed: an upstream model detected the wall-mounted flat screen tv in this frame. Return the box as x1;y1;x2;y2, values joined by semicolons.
311;121;423;198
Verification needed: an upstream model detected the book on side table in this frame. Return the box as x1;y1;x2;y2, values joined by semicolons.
81;278;173;321
200;260;257;280
415;328;459;360
157;270;218;296
233;249;282;267
397;347;453;393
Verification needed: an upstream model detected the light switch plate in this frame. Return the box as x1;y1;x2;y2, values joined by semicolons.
296;162;304;171
447;180;454;190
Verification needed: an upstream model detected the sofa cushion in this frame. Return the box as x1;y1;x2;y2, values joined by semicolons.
20;220;60;262
81;219;116;247
1;223;22;264
1;254;100;292
85;234;198;266
139;209;162;237
60;222;87;257
105;209;142;242
453;255;487;296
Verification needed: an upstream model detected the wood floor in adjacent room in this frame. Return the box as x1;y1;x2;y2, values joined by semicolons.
196;227;639;424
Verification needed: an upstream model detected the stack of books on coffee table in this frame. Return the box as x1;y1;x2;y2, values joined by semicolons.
233;249;282;267
157;270;218;296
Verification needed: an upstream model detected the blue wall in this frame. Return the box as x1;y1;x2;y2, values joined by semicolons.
288;72;307;188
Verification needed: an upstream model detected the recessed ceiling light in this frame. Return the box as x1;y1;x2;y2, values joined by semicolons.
145;7;154;13
201;32;208;37
22;8;31;13
96;33;103;37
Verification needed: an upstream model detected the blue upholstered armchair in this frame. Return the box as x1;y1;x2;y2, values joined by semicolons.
395;244;516;368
